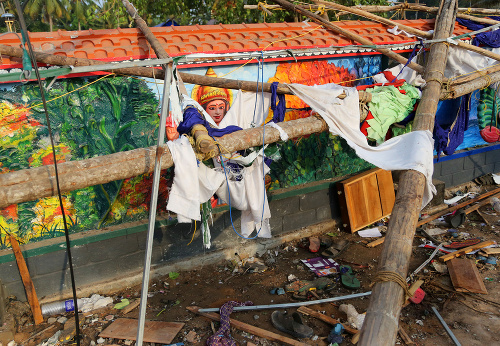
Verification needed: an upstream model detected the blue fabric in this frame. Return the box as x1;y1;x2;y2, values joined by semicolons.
270;82;286;123
456;17;500;47
155;18;179;27
434;94;471;160
177;107;242;138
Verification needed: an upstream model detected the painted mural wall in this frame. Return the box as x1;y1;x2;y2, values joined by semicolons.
0;55;494;249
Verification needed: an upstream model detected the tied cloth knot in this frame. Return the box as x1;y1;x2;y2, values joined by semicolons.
370;271;411;302
207;301;253;346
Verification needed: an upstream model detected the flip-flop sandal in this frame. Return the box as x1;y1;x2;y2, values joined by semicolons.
340;265;360;289
309;236;321;253
444;238;481;249
321;240;350;258
271;311;314;339
446;208;466;228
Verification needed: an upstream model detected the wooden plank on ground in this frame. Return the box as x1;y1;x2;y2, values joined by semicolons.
186;306;307;346
439;240;495;262
297;306;358;334
481;247;500;255
119;299;140;315
99;318;184;343
10;236;43;325
366;237;385;248
447;258;488;294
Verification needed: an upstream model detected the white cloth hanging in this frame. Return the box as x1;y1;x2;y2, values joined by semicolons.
288;83;436;208
166;136;271;238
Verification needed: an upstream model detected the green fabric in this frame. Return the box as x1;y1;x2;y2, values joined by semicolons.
365;83;420;144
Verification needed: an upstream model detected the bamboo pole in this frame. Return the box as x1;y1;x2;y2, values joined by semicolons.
315;0;500;65
444;69;500;99
267;0;425;74
0;116;329;209
0;44;370;99
407;4;500;25
244;4;500;16
359;0;458;345
451;63;500;85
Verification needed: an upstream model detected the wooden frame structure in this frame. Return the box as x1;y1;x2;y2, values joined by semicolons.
1;0;498;344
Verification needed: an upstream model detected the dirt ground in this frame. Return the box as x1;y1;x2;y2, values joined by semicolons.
4;184;500;346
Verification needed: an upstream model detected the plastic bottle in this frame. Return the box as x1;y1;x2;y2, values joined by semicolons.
41;299;83;316
490;197;500;213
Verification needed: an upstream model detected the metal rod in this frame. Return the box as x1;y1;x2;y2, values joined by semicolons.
431;306;462;346
198;291;372;312
135;63;172;346
407;243;444;282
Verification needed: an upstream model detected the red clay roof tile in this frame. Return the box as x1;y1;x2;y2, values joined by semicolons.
0;19;471;68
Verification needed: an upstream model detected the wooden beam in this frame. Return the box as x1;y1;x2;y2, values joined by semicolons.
0;116;329;209
0;44;371;100
297;306;358;334
439;240;495;262
268;0;425;74
186;306;307;346
245;4;500;16
358;1;458;345
315;1;500;66
10;236;43;325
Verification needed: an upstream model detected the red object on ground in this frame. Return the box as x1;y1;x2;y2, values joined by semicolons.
409;287;425;304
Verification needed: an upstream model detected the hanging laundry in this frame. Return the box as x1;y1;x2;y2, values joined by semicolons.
434;94;471;159
288;83;435;208
456;17;500;48
362;83;420;144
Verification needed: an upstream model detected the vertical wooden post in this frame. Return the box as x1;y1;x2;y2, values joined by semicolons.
10;236;43;325
358;0;458;344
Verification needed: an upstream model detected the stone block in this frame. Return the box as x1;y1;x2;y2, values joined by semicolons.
485;149;500;164
463;154;486;170
32;269;73;299
269;215;283;235
441;157;464;175
299;189;330;211
428;179;445;207
474;163;495;177
316;205;332;221
433;161;443;177
451;168;475;186
0;262;22;284
269;196;300;217
437;174;453;188
283;209;317;233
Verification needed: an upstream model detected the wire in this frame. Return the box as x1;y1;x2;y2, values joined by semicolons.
13;1;81;345
0;73;115;122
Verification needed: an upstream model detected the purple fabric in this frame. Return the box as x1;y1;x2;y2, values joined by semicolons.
270;82;286;123
456;17;500;47
434;94;471;160
178;107;242;138
206;301;253;346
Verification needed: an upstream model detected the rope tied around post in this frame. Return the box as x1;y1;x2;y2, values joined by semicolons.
370;271;411;303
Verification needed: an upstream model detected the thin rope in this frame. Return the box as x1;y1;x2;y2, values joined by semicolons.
14;0;81;344
370;271;411;302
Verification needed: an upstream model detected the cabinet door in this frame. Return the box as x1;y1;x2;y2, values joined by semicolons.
338;168;395;232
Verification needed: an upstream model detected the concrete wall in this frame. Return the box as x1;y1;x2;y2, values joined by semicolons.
433;144;500;187
2;144;499;303
0;180;341;303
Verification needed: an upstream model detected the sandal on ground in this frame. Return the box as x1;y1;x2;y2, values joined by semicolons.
321;239;350;258
271;311;314;339
340;265;360;289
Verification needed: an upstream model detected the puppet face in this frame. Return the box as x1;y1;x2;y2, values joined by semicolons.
204;99;228;126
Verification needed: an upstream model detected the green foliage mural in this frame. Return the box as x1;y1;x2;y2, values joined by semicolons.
268;132;373;190
0;75;172;249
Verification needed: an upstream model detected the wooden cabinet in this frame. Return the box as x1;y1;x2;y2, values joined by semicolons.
337;168;395;233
